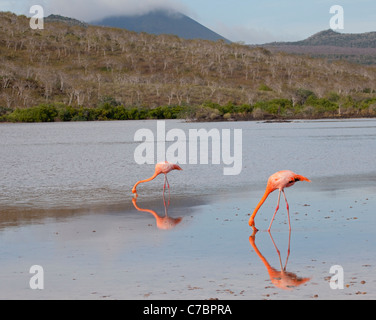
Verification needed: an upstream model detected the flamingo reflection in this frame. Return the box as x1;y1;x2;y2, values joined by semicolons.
132;192;182;230
249;231;310;290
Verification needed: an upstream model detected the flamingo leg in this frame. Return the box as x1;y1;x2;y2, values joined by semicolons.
162;187;170;217
282;190;291;231
268;231;283;270
269;228;292;272
165;174;171;199
165;175;170;189
162;174;171;202
284;229;292;271
163;175;166;192
268;190;281;232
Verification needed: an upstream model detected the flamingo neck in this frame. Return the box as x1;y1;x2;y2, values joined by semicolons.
133;172;160;191
249;187;273;224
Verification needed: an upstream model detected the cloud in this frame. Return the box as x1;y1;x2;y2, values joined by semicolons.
2;0;50;15
44;0;191;22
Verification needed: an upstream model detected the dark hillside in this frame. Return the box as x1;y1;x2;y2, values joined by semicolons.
264;29;376;65
90;10;230;42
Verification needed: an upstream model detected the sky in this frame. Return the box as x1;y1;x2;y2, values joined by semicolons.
1;0;376;44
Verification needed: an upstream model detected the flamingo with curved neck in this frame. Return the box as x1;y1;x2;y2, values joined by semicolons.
132;161;182;196
249;170;311;232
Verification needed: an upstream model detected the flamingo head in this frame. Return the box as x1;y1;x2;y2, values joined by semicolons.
173;164;183;171
294;175;311;183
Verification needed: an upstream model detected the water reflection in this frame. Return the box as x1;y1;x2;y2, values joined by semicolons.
132;193;183;230
249;230;311;290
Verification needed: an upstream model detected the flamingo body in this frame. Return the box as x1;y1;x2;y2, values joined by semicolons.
132;161;182;195
249;170;311;231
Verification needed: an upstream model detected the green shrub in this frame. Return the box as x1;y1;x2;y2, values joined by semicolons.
7;104;58;122
294;88;316;105
237;104;254;113
253;99;292;116
96;103;116;120
3;94;375;123
358;98;376;110
327;92;340;102
58;105;77;121
112;106;129;120
258;84;273;92
305;96;338;115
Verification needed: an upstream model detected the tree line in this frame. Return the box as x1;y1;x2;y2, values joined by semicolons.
2;92;376;123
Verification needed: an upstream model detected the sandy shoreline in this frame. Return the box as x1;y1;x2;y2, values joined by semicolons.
0;177;375;300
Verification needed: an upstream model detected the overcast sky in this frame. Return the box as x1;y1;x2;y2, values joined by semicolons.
2;0;376;44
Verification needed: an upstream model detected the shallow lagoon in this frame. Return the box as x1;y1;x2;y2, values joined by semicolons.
0;119;375;299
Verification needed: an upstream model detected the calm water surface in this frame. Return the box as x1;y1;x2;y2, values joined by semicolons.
1;119;376;208
0;119;375;299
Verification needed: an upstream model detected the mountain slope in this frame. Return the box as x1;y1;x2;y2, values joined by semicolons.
45;14;88;28
269;29;376;48
263;29;376;65
90;10;230;42
1;12;376;121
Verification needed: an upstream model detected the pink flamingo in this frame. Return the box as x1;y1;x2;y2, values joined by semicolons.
249;170;311;232
132;161;182;195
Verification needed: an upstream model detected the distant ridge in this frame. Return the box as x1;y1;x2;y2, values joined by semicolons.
45;14;88;28
263;29;376;65
267;29;376;48
90;10;230;42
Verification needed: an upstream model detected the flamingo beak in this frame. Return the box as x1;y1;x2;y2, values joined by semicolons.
295;175;311;183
